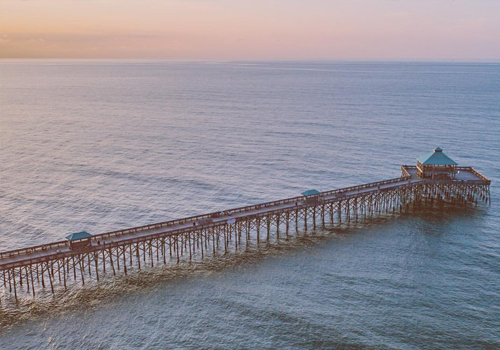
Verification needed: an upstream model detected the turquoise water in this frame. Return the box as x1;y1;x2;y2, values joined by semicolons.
1;60;499;349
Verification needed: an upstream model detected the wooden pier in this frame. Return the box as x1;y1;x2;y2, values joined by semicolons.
0;153;491;302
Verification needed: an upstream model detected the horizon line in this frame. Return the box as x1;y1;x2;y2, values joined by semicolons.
1;58;500;64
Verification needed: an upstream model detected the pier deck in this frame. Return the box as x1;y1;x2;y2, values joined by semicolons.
0;165;490;301
0;166;488;270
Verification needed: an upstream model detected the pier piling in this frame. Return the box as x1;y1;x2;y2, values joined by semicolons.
0;163;490;302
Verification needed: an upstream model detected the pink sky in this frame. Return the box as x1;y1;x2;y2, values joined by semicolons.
1;0;499;60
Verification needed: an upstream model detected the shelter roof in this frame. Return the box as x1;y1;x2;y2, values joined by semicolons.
66;231;93;241
302;189;320;196
417;148;458;166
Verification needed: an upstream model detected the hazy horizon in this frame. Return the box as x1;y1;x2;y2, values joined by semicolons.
2;0;500;60
2;58;500;63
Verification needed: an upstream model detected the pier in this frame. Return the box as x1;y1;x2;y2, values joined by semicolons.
0;149;491;302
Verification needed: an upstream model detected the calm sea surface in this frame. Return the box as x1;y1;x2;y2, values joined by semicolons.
0;60;499;349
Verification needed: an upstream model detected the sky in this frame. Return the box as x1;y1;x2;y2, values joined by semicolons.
1;0;500;60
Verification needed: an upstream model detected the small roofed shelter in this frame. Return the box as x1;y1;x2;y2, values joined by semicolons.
66;231;93;250
302;189;320;204
416;147;458;179
302;189;320;196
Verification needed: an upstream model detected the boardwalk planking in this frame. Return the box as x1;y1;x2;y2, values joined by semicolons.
0;165;491;302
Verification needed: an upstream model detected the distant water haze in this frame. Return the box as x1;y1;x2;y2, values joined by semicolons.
0;60;499;349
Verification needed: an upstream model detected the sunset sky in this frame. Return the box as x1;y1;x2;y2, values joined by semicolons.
1;0;499;60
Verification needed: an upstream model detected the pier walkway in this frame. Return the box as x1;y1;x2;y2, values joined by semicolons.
0;163;490;301
0;166;489;271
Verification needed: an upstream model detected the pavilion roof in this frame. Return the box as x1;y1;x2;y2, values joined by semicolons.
417;147;458;166
66;231;93;241
302;189;320;196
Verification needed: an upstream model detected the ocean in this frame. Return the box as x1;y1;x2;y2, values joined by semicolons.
0;60;499;349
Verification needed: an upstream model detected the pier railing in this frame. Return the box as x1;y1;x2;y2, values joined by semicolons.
0;168;489;263
402;165;490;184
0;175;412;261
0;162;492;303
457;166;491;184
0;241;69;261
401;165;412;178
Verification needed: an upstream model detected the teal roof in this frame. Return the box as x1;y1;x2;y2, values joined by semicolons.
417;147;458;166
302;189;320;196
66;231;93;241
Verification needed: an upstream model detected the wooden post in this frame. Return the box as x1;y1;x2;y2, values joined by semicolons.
188;233;192;262
156;239;160;262
295;208;299;231
276;214;280;240
285;212;290;238
62;259;67;290
160;238;166;265
246;221;251;249
41;265;45;288
23;267;28;291
30;265;36;297
87;254;92;276
237;224;241;248
122;247;127;275
130;244;134;266
72;256;77;281
150;240;154;268
338;201;342;224
313;207;316;230
79;258;85;286
321;205;325;227
266;217;271;242
179;235;184;258
304;207;308;231
256;219;260;244
109;249;116;276
330;203;334;224
47;263;55;294
200;231;205;257
223;225;228;254
12;269;18;302
205;229;209;251
213;229;217;255
56;260;61;283
7;269;12;293
102;250;106;274
169;236;173;258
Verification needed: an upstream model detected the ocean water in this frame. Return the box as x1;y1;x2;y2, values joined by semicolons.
0;60;499;349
